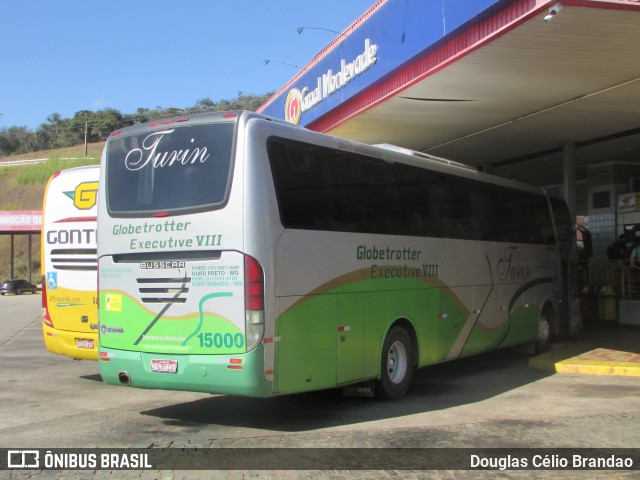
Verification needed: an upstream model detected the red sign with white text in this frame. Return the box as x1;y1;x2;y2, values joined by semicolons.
0;210;42;232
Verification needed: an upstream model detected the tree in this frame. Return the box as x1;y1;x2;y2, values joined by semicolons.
123;108;152;125
0;91;274;157
90;109;124;141
53;113;83;148
193;97;216;111
34;113;64;151
3;126;37;154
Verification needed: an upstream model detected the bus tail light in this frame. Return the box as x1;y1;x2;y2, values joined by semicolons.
41;275;54;327
244;255;264;351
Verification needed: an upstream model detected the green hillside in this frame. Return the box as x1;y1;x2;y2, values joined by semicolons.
0;142;103;282
0;93;272;282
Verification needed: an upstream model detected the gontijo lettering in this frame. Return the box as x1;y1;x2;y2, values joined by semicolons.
47;229;95;244
72;181;99;209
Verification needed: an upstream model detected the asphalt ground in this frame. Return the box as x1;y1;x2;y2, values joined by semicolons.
1;294;639;479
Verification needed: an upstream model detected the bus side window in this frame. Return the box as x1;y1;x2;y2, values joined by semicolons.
268;139;341;231
340;156;397;235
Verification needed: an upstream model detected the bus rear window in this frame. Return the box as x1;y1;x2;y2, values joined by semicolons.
106;123;235;215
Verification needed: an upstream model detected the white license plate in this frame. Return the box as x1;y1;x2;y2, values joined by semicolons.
150;359;178;373
75;338;94;349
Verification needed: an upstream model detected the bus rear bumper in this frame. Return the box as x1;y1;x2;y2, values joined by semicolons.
98;345;273;397
42;323;98;360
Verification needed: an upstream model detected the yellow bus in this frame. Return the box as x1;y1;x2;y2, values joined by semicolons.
42;165;99;360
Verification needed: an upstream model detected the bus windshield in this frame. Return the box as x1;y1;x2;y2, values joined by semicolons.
106;122;236;215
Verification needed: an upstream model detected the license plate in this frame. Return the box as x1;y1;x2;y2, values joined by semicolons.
75;338;94;349
150;359;178;373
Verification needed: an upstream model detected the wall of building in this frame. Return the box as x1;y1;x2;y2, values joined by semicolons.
583;162;640;285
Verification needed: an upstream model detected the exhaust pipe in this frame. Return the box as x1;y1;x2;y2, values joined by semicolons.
118;371;131;385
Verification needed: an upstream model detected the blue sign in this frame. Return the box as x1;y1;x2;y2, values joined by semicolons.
260;0;501;127
46;272;58;290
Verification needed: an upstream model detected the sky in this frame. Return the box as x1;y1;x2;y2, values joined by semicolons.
0;0;377;130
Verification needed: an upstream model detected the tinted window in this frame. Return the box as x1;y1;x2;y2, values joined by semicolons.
268;137;554;244
106;123;235;215
267;141;342;230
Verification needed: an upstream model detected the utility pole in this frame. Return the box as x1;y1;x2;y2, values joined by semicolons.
83;115;89;157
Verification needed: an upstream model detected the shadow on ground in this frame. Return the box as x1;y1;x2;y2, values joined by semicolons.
140;349;551;432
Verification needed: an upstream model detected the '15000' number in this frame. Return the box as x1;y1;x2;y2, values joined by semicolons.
197;332;245;349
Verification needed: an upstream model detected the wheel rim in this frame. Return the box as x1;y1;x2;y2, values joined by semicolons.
387;340;408;384
538;315;550;346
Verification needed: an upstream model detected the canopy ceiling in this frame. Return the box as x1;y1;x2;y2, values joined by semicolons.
316;1;640;182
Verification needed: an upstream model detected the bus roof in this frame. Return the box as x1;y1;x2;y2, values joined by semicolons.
105;110;546;198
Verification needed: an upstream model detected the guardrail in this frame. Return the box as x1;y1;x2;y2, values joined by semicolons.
0;157;97;167
0;158;48;167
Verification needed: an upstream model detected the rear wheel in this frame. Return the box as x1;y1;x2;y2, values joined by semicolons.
535;314;551;353
377;326;415;399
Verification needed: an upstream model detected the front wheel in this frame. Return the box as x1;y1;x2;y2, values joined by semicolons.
377;326;415;399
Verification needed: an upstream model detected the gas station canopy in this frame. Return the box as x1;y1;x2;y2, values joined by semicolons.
259;0;640;182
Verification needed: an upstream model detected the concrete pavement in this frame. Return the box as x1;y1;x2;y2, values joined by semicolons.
530;321;640;376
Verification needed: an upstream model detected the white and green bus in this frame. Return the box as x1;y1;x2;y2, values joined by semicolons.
97;111;575;398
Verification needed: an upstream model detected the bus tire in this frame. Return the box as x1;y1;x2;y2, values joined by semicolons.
535;313;551;353
377;326;415;399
